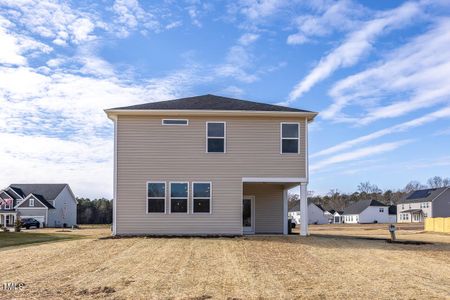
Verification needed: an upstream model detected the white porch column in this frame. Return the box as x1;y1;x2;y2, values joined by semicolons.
283;188;288;235
300;183;308;236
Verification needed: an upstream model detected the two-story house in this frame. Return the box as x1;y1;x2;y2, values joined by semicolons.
343;199;391;224
105;94;317;236
397;187;450;223
0;184;77;227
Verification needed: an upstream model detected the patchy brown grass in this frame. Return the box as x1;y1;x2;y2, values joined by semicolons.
304;223;450;244
1;226;449;299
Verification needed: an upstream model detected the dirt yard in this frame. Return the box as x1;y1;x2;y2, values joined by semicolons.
1;225;449;299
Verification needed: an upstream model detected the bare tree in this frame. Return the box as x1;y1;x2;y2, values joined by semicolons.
427;176;450;188
357;182;381;194
404;181;426;192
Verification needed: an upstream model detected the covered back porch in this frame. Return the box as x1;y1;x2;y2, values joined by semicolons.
242;177;309;236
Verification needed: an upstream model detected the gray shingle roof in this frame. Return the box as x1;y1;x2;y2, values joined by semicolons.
398;187;448;204
9;184;67;201
109;94;315;113
289;200;319;212
343;199;387;215
32;194;56;209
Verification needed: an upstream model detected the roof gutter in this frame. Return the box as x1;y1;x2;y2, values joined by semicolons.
104;109;318;121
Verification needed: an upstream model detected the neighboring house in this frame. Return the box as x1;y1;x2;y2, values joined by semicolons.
322;206;333;224
288;201;329;225
329;210;344;224
105;94;317;236
0;184;77;227
343;200;390;224
388;205;397;223
397;187;450;223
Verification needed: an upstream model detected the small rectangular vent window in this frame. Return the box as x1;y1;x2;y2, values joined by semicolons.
162;119;188;125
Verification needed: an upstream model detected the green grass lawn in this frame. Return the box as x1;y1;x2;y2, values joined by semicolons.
0;232;81;249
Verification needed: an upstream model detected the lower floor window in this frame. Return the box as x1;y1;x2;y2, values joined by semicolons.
170;182;188;213
193;182;211;213
147;182;166;213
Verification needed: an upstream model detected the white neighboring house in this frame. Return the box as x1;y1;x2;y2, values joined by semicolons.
0;184;77;228
329;210;344;224
397;187;450;223
343;200;391;224
289;201;329;225
323;209;333;224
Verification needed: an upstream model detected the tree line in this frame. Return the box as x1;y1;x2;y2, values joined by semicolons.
289;176;450;212
77;198;112;224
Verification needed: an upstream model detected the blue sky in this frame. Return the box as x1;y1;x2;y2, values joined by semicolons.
0;0;449;198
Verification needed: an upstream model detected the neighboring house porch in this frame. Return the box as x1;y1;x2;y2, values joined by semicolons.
0;211;16;227
399;209;424;223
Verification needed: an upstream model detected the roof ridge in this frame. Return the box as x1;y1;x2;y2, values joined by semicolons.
105;94;317;114
430;187;449;202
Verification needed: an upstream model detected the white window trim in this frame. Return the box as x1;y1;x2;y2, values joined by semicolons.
29;198;35;207
169;181;189;214
146;181;166;214
192;181;212;214
162;119;189;126
280;122;300;154
206;122;226;153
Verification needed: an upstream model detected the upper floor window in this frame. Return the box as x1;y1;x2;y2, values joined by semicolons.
29;198;35;207
281;123;299;154
147;182;166;213
193;182;211;213
170;182;188;213
162;119;188;126
207;122;226;153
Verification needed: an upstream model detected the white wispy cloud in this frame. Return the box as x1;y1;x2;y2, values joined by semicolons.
433;127;450;136
238;33;259;45
324;18;450;124
215;33;260;83
286;1;421;103
112;0;160;37
312;105;450;158
0;0;101;45
0;15;52;65
235;0;291;20
287;0;366;45
310;140;412;172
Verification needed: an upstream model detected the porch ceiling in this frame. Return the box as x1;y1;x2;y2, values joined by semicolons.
242;177;305;189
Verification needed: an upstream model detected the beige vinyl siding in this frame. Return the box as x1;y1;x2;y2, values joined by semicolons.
243;183;284;234
116;115;307;235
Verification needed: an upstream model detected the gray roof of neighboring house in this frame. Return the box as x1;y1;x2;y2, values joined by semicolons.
316;204;326;212
109;94;315;113
9;184;67;201
398;187;449;204
32;194;55;209
288;200;318;212
343;199;387;215
0;190;12;200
